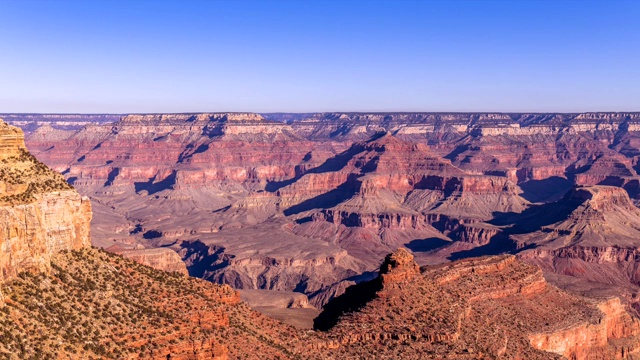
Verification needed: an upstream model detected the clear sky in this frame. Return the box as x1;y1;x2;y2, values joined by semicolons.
0;0;639;113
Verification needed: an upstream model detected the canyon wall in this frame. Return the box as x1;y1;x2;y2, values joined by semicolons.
18;111;640;309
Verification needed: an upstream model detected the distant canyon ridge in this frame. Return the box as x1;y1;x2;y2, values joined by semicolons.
8;111;640;310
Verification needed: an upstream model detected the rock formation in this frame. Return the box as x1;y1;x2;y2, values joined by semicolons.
0;119;91;281
107;246;189;275
312;249;640;359
511;186;640;294
18;111;640;310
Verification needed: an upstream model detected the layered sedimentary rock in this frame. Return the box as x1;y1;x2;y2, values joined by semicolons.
0;113;119;133
0;190;91;280
20;111;640;310
0;122;26;160
108;246;189;275
23;109;640;357
0;119;91;281
176;220;367;304
511;186;640;293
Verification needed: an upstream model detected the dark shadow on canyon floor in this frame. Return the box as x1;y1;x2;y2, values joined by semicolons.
405;238;451;252
518;176;573;203
283;178;360;216
447;234;525;261
489;193;584;234
446;190;587;261
265;144;366;192
179;240;229;278
313;276;382;331
134;171;177;195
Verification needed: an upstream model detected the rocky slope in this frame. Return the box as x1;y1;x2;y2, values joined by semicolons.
312;249;640;359
0;247;317;359
7;245;639;359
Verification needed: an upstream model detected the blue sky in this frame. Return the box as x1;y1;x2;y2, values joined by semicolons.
0;0;639;113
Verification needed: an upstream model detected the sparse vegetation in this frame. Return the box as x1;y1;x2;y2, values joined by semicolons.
0;148;72;205
0;248;307;359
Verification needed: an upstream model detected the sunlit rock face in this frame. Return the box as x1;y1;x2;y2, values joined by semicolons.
0;119;91;281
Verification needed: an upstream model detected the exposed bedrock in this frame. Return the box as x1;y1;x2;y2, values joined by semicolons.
17;112;640;311
107;247;189;275
0;119;92;281
312;249;640;358
0;190;92;280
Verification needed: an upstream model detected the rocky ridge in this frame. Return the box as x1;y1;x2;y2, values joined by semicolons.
312;249;640;359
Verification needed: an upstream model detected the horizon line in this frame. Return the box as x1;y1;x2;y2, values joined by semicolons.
3;110;640;116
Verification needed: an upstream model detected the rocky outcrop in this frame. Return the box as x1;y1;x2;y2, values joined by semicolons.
0;122;26;160
378;248;419;284
0;119;92;281
0;190;91;280
312;252;640;359
110;247;189;275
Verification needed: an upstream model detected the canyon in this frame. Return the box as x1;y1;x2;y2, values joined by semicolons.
4;112;640;358
17;112;640;308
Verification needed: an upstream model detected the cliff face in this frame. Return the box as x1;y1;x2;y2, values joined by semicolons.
0;190;91;279
0;122;26;160
0;119;91;281
108;247;189;275
528;297;640;360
